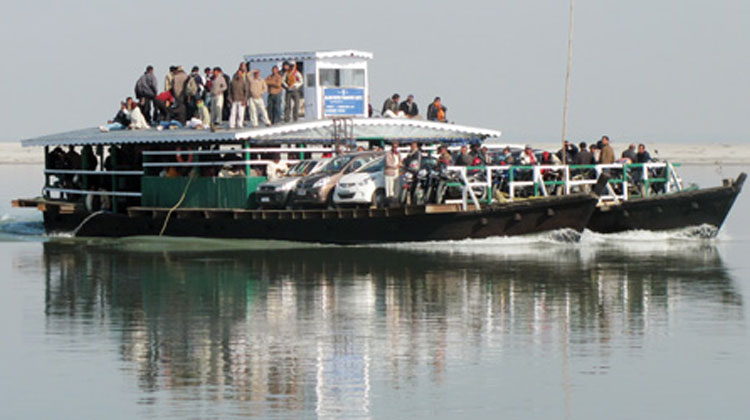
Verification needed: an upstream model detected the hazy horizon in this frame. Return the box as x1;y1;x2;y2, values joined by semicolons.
1;0;748;145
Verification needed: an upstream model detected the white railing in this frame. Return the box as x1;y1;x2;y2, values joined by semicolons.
43;187;142;197
44;169;144;175
141;146;335;169
444;162;682;210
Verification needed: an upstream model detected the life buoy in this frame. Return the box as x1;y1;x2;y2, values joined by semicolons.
176;146;194;163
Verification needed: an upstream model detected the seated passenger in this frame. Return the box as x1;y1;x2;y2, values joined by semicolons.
475;146;490;165
540;151;561;165
185;98;211;129
501;146;515;165
128;102;150;130
156;120;183;130
218;163;244;178
381;93;405;118
436;145;452;168
427;97;447;122
153;90;174;123
399;95;419;118
265;153;288;181
99;102;130;132
454;145;473;166
520;145;537;165
573;142;594;165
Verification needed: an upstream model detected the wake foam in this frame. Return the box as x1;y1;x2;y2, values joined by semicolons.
0;213;44;239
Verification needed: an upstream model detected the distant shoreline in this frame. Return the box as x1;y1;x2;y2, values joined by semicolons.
2;140;749;166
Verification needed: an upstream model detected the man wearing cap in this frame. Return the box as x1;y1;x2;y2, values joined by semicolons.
399;94;419;118
248;69;272;127
282;62;303;122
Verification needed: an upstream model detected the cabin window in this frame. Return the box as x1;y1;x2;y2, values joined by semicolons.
319;69;365;87
340;69;365;87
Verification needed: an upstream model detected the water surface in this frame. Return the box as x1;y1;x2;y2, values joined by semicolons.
1;164;750;419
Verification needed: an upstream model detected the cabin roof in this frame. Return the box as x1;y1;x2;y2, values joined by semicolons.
20;118;502;147
244;50;373;63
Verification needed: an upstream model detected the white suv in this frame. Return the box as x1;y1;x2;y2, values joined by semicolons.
333;157;386;208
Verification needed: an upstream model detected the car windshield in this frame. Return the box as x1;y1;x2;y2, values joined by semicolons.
362;157;385;173
323;155;357;174
344;155;378;174
287;161;312;176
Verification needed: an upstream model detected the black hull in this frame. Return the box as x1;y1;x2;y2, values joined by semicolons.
588;173;746;235
42;194;599;244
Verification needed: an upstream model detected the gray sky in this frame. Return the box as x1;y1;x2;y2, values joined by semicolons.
1;0;748;144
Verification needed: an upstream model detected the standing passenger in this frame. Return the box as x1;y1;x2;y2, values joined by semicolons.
384;143;402;202
228;63;250;129
265;66;283;125
283;62;303;122
599;135;615;164
164;66;176;93
636;144;652;163
171;66;189;125
248;69;271;127
134;65;158;124
621;143;637;163
210;67;228;127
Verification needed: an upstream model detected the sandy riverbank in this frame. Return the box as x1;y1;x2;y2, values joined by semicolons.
2;140;748;165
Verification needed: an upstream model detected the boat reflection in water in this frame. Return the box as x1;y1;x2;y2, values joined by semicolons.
40;237;743;418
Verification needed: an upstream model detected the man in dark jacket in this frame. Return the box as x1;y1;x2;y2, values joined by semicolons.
454;145;473;166
399;94;419;118
622;143;637;162
170;66;189;125
556;140;579;163
636;144;652;163
134;65;158;124
573;142;593;165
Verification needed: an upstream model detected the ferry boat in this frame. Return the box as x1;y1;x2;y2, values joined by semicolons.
12;49;741;241
12;117;604;243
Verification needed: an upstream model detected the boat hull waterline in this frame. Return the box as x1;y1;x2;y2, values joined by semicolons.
40;194;599;244
587;173;746;235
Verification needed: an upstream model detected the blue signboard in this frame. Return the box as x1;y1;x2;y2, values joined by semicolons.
323;88;365;116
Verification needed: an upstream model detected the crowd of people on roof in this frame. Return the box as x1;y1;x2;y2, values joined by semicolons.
100;61;307;132
98;62;456;133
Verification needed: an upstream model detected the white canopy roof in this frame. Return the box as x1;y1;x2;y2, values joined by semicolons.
21;118;501;147
244;50;373;63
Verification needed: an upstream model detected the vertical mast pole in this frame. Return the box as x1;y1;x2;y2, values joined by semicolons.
561;0;575;164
